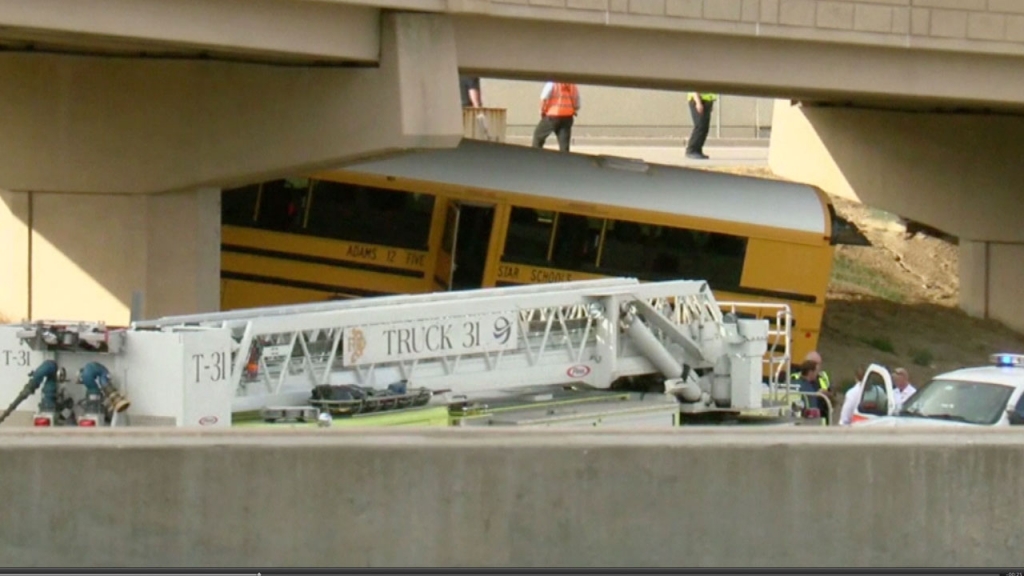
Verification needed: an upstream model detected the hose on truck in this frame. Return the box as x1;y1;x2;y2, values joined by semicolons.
0;360;59;426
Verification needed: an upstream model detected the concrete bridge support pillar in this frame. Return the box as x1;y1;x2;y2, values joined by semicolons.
0;188;220;325
959;240;1024;330
0;11;463;323
768;100;1024;333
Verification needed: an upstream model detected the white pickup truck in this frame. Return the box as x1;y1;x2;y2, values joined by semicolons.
849;354;1024;428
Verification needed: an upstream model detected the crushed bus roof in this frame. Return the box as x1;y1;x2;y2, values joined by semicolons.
334;139;828;236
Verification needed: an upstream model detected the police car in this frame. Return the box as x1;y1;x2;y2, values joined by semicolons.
851;354;1024;428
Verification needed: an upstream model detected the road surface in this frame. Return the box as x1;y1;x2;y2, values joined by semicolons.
567;145;769;168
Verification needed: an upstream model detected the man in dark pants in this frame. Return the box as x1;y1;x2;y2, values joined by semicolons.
686;92;717;160
459;76;482;108
532;81;580;152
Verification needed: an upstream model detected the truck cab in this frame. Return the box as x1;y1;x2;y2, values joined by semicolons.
851;354;1024;428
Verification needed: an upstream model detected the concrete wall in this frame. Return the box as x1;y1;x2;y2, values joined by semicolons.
480;79;774;144
11;0;1024;63
0;191;30;322
1;427;1022;568
450;0;1024;57
767;99;1024;334
0;189;221;325
959;240;1024;334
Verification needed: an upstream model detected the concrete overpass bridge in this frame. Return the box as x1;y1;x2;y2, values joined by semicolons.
2;0;1024;332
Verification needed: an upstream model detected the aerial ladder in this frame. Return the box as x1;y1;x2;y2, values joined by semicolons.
0;278;797;428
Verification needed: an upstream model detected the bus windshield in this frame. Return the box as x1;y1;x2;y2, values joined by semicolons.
898;379;1014;425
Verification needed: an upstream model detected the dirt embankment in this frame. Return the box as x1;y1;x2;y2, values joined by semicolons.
708;166;1024;392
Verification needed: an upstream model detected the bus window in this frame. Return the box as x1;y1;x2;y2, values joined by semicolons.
306;181;434;250
503;207;554;265
551;214;602;271
253;179;309;233
599;220;748;289
650;226;747;288
599;220;647;273
222;183;260;227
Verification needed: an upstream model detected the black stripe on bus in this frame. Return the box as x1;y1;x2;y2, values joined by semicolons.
496;280;816;304
222;244;424;279
728;286;817;304
432;274;450;289
221;271;394;298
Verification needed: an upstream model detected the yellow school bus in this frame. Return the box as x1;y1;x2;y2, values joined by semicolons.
221;139;863;363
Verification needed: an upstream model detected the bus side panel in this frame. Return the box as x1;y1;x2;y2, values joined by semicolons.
222;278;347;310
222;226;430;276
494;261;607;286
740;238;834;305
433;199;456;290
219;224;432;310
222;252;426;299
426;197;451;291
736;237;833;363
481;203;512;288
790;301;825;362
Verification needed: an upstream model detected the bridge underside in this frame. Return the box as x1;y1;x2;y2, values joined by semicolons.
1;1;1024;327
0;10;463;324
769;101;1024;333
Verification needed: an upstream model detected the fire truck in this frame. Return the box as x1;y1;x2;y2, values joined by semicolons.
0;278;825;429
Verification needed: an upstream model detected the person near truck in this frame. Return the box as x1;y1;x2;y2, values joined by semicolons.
791;350;832;423
532;81;580;152
892;367;917;411
794;361;824;414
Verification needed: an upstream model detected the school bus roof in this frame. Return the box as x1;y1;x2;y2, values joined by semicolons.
335;139;828;236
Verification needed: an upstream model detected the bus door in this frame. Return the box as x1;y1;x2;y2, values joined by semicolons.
436;201;496;291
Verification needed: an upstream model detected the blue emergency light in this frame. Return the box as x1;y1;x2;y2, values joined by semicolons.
990;353;1024;367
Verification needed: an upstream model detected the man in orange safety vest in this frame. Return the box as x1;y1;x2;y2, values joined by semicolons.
532;81;581;152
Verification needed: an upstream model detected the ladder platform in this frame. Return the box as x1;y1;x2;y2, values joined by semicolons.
453;390;681;428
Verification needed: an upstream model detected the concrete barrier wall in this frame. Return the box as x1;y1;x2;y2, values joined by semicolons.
1;427;1022;568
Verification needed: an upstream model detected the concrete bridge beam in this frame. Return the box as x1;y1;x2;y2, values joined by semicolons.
768;101;1024;333
0;10;462;194
0;0;381;63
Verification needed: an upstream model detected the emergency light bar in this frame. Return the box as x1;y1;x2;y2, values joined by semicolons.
990;353;1024;367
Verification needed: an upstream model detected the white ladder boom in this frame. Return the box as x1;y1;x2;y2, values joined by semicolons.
1;278;792;426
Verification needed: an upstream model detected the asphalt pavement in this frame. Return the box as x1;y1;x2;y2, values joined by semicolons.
566;144;769;168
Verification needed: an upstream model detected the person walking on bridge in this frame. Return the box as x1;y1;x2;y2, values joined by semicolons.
459;75;483;108
685;92;717;160
532;81;580;152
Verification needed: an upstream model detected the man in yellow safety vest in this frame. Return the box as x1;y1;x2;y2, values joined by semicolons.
791;350;832;424
685;92;717;160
